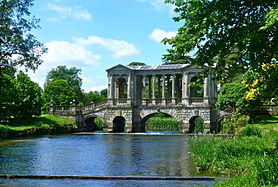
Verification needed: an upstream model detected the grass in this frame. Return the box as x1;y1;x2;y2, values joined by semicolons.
0;115;77;139
191;115;278;186
145;117;180;131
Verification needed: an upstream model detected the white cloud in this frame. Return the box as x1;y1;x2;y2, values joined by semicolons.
149;29;177;43
27;40;100;88
47;3;92;21
74;36;139;59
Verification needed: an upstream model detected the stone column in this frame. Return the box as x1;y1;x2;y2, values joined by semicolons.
162;74;166;105
152;75;156;104
182;72;189;105
148;76;152;99
127;74;131;105
142;75;146;105
204;76;209;104
109;74;114;105
172;74;176;104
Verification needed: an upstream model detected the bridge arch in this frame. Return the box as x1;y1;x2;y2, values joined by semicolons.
84;115;104;131
141;112;180;132
188;116;204;133
112;116;126;132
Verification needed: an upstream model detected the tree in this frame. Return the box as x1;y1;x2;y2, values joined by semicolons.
0;0;46;70
84;91;106;104
0;68;17;123
15;71;43;118
216;80;247;113
164;0;278;79
43;79;77;107
44;66;85;106
45;66;82;89
162;54;192;65
128;62;146;66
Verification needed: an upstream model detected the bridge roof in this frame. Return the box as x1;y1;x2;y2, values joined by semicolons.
128;64;190;70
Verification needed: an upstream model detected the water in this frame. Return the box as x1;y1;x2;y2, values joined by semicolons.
0;134;215;186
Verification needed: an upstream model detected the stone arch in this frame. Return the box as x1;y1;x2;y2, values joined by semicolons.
216;117;224;133
141;112;180;132
116;77;127;99
188;116;204;133
84;115;104;131
112;116;126;132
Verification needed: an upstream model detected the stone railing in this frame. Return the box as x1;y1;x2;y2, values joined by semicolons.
49;97;217;115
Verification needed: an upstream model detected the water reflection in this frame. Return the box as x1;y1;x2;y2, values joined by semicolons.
0;134;193;177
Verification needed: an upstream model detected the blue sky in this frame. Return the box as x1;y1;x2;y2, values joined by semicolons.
28;0;180;92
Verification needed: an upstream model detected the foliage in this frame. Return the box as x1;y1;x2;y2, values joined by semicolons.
164;0;278;80
0;69;43;122
43;66;86;111
216;80;246;113
162;54;192;65
145;117;179;131
45;66;82;89
128;62;146;66
220;114;250;134
0;0;46;70
240;125;262;137
191;115;278;186
194;117;204;132
14;71;42;118
242;63;278;103
94;117;103;129
84;90;106;105
0;68;17;123
43;79;77;107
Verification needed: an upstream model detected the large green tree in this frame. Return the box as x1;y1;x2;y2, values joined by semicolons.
15;71;43;118
0;0;46;70
44;66;85;106
45;66;82;89
164;0;278;79
43;79;77;107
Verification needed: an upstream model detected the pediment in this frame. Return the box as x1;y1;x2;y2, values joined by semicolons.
106;64;132;72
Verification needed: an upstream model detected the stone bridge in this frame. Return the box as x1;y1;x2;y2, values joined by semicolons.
50;64;220;133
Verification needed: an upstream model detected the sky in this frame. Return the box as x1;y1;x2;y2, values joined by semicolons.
28;0;181;92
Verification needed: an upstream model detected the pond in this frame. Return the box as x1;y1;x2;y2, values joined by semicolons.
0;134;215;186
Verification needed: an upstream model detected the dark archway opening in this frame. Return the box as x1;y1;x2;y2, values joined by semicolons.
113;116;126;132
84;117;104;131
189;116;204;133
216;118;224;133
143;113;180;132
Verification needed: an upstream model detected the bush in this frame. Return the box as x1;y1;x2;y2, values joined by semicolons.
240;125;262;137
220;114;250;134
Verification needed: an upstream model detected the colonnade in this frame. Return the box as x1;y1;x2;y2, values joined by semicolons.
107;72;214;105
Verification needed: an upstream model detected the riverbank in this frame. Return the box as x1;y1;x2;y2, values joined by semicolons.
191;115;278;186
0;115;77;139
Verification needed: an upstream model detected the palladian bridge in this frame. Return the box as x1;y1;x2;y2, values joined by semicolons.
50;64;218;133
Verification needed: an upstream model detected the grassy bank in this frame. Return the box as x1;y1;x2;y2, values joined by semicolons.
191;116;278;186
0;115;77;139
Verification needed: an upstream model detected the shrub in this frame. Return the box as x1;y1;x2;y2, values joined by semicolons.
220;114;250;134
240;125;262;137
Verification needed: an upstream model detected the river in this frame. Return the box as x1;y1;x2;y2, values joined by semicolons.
0;133;215;186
